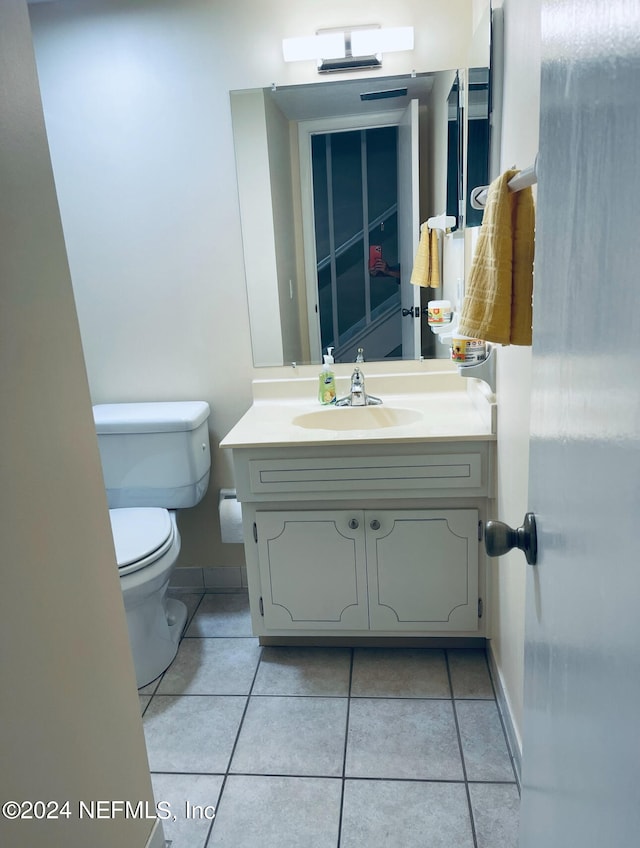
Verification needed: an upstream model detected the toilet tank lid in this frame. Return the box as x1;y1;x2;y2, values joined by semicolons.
94;401;210;434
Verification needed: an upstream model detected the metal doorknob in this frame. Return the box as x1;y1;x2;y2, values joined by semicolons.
402;307;420;318
484;513;538;565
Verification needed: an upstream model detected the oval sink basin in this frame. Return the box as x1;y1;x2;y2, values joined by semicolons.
292;406;423;431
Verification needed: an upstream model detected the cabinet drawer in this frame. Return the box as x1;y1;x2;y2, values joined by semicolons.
248;453;482;495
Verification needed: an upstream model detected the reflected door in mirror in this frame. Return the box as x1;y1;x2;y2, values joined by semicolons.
312;125;402;361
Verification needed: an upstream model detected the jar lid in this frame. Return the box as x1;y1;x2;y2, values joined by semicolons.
452;334;485;342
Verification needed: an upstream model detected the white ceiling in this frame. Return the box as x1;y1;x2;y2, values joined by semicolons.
266;72;440;121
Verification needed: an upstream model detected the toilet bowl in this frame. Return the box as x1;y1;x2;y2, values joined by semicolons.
110;508;187;687
94;401;211;689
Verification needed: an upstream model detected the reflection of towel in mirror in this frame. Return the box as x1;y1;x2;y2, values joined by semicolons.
458;169;535;345
410;226;440;288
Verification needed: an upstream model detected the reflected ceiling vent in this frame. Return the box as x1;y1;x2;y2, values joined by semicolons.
282;25;414;74
360;88;409;101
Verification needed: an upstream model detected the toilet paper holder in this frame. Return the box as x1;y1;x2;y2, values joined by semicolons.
219;488;244;544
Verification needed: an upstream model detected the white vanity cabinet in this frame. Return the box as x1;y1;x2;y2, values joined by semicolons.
228;440;494;642
255;508;479;633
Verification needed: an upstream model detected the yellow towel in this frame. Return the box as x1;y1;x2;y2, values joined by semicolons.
457;169;535;345
410;225;440;288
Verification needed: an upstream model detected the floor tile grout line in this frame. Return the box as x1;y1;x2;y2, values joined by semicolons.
445;649;479;848
148;768;515;786
145;692;265;700
144;693;508;704
183;630;255;639
349;694;469;704
143;606;517;842
150;599;334;840
186;591;206;625
139;698;150;719
214;772;479;784
176;634;261;640
336;648;355;848
182;591;252;639
203;640;264;848
171;589;206;639
139;590;207;706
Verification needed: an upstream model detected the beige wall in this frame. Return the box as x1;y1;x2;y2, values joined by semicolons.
0;2;158;845
28;0;474;571
489;0;540;752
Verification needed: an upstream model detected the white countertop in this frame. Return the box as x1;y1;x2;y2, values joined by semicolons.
220;368;496;450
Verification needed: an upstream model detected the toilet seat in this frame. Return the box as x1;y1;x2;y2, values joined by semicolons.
109;508;175;576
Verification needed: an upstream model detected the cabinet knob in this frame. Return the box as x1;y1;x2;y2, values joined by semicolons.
348;518;359;530
484;513;538;565
370;519;381;530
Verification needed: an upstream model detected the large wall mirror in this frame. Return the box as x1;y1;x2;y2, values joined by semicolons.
231;21;490;367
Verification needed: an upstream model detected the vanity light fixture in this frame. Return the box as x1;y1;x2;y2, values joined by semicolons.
282;25;414;73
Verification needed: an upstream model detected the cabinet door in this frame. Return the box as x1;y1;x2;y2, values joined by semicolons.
367;509;479;632
255;511;369;630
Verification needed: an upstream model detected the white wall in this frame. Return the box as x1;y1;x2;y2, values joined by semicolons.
0;2;158;845
488;0;540;754
264;93;305;366
231;89;284;367
28;0;474;570
426;70;458;218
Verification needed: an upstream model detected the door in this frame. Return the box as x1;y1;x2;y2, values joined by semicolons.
518;0;640;843
255;511;369;630
397;98;421;359
310;126;402;361
367;509;479;632
301;107;420;363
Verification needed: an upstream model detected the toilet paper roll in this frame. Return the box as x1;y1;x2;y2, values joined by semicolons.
219;491;244;543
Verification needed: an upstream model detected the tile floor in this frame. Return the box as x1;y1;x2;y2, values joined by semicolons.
140;592;520;848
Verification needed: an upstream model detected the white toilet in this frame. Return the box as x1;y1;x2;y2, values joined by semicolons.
93;401;211;688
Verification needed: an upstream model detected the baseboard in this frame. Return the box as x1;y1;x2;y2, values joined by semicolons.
144;819;167;848
260;636;487;648
487;642;522;786
170;566;247;592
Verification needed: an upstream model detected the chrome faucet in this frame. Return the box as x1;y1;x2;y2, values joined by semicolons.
336;367;382;407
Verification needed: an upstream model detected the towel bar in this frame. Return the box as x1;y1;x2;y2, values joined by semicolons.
424;212;457;231
470;156;538;210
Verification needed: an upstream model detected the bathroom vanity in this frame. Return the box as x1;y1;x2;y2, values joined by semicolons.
220;365;496;645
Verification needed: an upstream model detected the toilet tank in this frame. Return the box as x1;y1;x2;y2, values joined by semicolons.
93;401;211;509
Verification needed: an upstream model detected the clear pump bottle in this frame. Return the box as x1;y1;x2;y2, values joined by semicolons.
318;347;336;405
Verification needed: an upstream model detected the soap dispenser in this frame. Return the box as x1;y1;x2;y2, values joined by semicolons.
318;347;336;405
